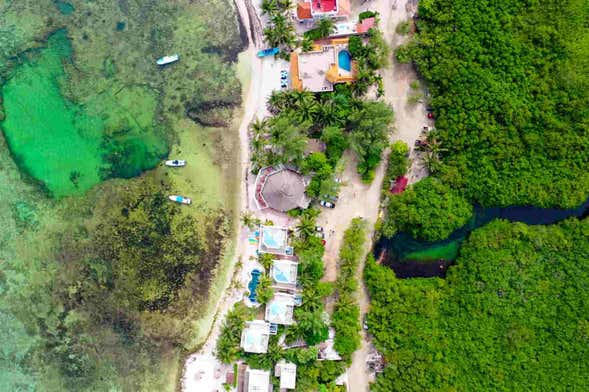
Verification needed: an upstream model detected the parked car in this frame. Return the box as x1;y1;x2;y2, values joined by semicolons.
315;231;325;239
415;139;428;149
363;314;369;330
334;177;342;183
427;112;434;119
281;80;288;89
280;70;288;79
315;226;324;232
319;200;335;208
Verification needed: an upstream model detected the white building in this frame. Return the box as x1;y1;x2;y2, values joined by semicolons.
265;293;296;325
240;320;271;354
271;259;299;289
244;368;271;392
275;361;297;390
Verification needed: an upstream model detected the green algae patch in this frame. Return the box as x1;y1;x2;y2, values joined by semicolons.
1;30;167;197
54;1;75;15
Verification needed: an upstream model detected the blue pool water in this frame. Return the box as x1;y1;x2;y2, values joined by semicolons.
338;50;351;71
247;269;262;302
273;267;290;283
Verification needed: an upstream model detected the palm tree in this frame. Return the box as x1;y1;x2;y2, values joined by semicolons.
250;117;268;137
296;95;320;123
267;90;290;113
297;214;316;239
422;151;441;174
278;0;294;11
316;17;335;38
241;212;256;229
261;0;278;15
300;36;314;52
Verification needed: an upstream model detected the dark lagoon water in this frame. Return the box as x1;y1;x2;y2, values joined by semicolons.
375;198;589;278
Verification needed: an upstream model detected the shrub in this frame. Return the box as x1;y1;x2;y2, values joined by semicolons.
382;178;473;241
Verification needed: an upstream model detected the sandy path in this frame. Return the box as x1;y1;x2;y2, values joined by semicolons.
181;0;265;390
345;1;430;391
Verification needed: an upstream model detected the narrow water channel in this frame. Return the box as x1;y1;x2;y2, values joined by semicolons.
375;198;589;278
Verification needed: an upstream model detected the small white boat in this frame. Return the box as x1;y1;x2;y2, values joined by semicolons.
157;54;179;65
169;195;191;205
165;159;186;167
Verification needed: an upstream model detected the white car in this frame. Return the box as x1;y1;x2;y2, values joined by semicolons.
280;70;288;79
319;200;335;208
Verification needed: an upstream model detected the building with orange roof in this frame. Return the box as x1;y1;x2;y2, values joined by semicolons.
290;37;357;92
295;0;351;21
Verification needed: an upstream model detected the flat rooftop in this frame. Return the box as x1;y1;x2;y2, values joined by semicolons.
265;293;296;325
272;259;299;286
296;47;336;92
259;225;291;255
240;320;271;354
312;0;336;13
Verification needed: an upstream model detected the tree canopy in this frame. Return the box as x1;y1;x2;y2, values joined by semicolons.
409;0;589;208
366;218;589;391
382;178;473;241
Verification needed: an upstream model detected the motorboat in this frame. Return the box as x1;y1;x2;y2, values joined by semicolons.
157;54;179;65
165;159;186;167
168;195;191;205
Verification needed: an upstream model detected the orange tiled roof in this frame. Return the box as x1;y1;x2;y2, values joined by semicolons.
297;2;312;19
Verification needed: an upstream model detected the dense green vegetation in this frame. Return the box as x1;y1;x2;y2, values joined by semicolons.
381;140;409;195
216;209;347;391
262;0;297;57
256;87;393;184
348;24;390;97
332;218;365;360
403;0;589;208
382;178;473;241
366;218;589;391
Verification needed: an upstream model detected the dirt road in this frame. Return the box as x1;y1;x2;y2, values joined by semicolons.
344;1;431;391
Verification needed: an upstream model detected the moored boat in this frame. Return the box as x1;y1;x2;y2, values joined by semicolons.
168;195;191;205
157;54;179;65
165;159;186;167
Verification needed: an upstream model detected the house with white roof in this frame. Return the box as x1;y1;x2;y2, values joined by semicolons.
240;320;271;354
275;361;297;390
265;293;296;325
271;259;299;290
243;368;271;392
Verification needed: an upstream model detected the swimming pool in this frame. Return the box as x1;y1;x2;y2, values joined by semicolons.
247;269;262;302
338;50;352;72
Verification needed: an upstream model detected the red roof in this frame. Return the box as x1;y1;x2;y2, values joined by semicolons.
391;176;408;194
313;0;336;13
356;17;376;34
297;2;312;19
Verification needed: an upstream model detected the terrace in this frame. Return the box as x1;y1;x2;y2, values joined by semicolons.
258;225;293;256
290;38;357;92
265;293;296;325
271;259;299;290
240;320;271;354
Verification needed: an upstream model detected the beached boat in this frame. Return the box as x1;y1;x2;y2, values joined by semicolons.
168;195;191;205
165;159;186;167
257;48;279;58
156;54;179;65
